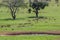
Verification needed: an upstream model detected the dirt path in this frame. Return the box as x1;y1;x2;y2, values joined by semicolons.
0;31;60;36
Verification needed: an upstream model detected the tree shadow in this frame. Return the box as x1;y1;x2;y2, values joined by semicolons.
28;16;48;19
0;18;25;21
28;16;48;23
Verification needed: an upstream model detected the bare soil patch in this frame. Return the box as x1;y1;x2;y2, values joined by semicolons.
0;31;60;36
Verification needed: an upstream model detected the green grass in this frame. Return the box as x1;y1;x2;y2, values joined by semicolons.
0;35;60;40
0;0;60;40
0;4;60;31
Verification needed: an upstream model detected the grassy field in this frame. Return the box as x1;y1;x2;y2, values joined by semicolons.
0;0;60;40
0;3;60;31
0;35;60;40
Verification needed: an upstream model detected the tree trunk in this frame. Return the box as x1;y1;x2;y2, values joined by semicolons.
35;9;38;18
12;15;16;20
12;13;16;20
11;12;16;20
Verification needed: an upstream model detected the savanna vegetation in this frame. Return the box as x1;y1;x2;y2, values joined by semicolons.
0;0;60;40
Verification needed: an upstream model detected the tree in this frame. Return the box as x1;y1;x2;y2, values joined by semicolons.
30;1;48;18
2;0;25;20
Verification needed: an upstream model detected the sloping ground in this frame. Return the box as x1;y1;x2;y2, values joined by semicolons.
0;31;60;36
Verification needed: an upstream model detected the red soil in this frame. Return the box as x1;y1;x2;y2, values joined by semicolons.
0;31;60;35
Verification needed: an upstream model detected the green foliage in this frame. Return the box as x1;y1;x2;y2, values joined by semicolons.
31;2;48;9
